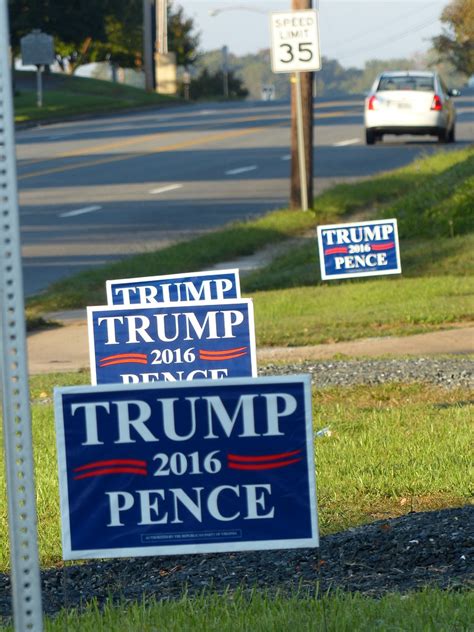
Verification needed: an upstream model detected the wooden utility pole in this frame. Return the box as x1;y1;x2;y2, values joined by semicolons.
143;0;154;92
290;0;314;210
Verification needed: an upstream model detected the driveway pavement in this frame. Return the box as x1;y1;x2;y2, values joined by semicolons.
27;312;474;375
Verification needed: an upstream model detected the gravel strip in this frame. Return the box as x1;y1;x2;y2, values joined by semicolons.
0;507;471;619
0;357;472;621
259;357;474;388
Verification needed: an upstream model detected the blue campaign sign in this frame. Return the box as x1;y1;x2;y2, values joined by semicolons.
317;219;401;280
87;300;256;385
106;269;241;306
54;376;318;560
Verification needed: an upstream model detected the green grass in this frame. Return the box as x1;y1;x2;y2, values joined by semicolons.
252;276;473;346
1;380;471;571
2;589;472;631
25;146;474;346
14;73;176;123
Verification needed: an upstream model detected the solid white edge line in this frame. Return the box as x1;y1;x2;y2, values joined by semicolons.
59;205;102;218
149;184;183;194
333;138;360;147
225;165;258;176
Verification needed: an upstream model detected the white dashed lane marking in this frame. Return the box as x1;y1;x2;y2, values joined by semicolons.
59;205;102;218
225;165;258;176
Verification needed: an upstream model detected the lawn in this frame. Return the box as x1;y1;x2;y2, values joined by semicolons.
26;145;474;345
3;144;473;629
14;72;176;123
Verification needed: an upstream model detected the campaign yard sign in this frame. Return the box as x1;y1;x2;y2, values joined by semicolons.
54;376;319;559
106;269;241;306
88;300;256;385
317;219;401;280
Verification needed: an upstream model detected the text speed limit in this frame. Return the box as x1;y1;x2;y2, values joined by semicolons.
270;10;321;74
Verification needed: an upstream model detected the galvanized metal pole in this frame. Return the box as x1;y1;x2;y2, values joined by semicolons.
35;64;43;107
0;1;44;629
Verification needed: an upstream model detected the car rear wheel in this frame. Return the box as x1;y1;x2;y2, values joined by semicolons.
366;129;376;145
437;128;449;143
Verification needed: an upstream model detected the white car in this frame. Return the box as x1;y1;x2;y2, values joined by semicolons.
364;71;459;145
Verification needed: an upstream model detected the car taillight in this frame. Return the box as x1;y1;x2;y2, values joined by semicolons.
368;95;378;110
431;95;443;111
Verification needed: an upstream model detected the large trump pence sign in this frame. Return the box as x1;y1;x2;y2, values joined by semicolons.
88;300;256;385
54;376;318;559
317;219;401;280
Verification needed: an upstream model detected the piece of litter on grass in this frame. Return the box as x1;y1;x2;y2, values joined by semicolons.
315;427;332;438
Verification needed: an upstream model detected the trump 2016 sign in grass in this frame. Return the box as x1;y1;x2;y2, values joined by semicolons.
87;299;256;385
54;376;319;559
317;218;401;280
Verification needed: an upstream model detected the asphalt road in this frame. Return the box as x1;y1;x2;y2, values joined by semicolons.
16;90;474;296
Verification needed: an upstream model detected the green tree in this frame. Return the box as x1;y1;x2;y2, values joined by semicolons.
432;0;474;76
8;1;200;72
186;68;248;100
168;3;200;67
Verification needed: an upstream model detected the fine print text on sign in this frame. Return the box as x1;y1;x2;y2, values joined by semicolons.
317;219;401;280
106;269;241;306
88;300;257;385
54;376;319;559
270;10;321;73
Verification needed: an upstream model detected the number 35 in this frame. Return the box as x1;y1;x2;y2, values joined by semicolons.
279;42;313;64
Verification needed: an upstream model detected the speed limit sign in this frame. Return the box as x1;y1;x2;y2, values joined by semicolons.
270;10;321;73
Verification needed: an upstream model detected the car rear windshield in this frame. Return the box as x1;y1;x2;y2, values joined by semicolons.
377;75;434;92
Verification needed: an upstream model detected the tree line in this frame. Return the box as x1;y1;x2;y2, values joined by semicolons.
8;0;472;98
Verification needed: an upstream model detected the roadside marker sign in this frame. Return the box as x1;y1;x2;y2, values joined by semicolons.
87;299;257;385
54;376;318;559
317;218;402;280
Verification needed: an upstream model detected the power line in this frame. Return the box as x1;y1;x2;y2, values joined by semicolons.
325;3;441;51
334;16;441;61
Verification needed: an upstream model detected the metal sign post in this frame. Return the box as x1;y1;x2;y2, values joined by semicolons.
1;2;44;630
20;29;54;109
270;9;321;211
295;72;308;211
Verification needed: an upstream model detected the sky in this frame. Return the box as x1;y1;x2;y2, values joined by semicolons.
185;1;448;68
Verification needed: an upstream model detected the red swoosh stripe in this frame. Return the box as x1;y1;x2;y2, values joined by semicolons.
100;358;148;367
199;347;247;356
325;247;348;255
74;459;146;472
74;467;147;480
99;353;148;367
371;242;395;251
200;351;247;361
227;449;302;471
228;458;302;471
228;449;301;463
73;458;148;480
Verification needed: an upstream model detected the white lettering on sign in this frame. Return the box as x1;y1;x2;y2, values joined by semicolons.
71;393;297;446
334;253;387;270
120;368;229;383
114;278;234;305
323;224;393;245
105;484;275;527
97;310;245;345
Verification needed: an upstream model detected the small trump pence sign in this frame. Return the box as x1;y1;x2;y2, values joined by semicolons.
317;218;401;280
54;376;318;559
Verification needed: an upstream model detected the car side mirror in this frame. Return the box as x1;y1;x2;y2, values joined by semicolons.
448;88;461;97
